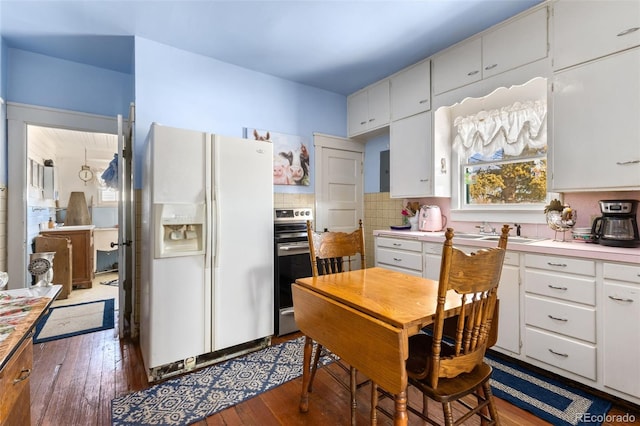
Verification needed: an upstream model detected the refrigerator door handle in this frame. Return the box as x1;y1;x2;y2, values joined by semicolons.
205;141;213;270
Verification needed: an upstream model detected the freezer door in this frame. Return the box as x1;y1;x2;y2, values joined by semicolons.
151;123;207;204
211;135;274;351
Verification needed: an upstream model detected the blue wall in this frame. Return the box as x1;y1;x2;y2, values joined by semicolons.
6;48;133;117
134;37;347;191
363;133;389;193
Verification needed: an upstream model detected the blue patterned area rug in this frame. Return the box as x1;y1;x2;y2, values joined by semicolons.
487;352;612;426
111;336;333;425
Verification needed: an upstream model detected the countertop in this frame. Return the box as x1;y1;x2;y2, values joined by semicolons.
373;230;640;264
42;225;95;232
0;285;61;370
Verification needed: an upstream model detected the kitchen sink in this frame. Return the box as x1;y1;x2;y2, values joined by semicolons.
453;233;489;239
452;233;543;244
480;235;543;243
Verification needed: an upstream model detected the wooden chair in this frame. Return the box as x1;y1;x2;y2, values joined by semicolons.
304;219;367;426
372;225;510;426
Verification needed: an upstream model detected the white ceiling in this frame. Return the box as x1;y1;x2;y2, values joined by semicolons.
28;125;117;162
1;0;543;95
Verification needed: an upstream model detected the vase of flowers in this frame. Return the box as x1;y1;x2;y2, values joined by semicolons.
402;202;420;230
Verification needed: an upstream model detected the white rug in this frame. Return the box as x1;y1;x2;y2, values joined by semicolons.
34;298;114;343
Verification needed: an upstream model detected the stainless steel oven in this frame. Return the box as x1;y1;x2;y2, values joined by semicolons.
274;208;313;336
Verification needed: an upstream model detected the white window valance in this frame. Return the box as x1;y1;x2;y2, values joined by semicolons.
452;100;547;158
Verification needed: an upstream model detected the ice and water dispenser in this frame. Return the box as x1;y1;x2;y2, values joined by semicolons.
154;203;205;258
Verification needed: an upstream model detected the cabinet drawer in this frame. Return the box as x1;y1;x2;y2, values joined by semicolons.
525;295;596;343
604;263;640;284
525;328;596;380
503;251;519;267
0;337;32;423
376;248;422;272
376;237;422;252
525;269;595;305
423;242;442;255
525;254;595;276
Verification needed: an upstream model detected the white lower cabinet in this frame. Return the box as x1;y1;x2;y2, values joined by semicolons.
374;236;423;277
423;242;521;354
603;263;640;399
374;232;640;405
494;252;521;355
524;254;597;380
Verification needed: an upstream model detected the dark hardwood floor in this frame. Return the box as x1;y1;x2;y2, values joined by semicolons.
31;329;640;425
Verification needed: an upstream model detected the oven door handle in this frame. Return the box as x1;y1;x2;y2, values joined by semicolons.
279;244;309;252
281;307;295;316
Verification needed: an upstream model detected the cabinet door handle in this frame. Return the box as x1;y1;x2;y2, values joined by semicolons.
547;262;567;267
548;349;569;358
13;368;31;384
419;178;429;182
368;118;375;122
392;243;402;247
467;70;479;76
359;121;367;125
617;27;640;37
548;315;568;322
418;99;428;104
616;159;640;165
484;63;498;71
548;284;568;290
608;295;634;303
393;258;402;262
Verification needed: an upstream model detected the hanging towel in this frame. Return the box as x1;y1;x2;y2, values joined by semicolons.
101;154;118;189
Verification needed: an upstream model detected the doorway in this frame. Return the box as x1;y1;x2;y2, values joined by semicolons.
7;103;133;338
27;125;120;311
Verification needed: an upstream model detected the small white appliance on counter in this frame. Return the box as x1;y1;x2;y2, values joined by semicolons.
418;205;447;232
140;123;274;381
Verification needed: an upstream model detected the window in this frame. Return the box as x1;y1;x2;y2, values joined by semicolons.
445;77;554;224
463;146;547;206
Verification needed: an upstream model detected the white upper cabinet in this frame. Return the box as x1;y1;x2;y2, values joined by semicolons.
551;47;640;191
390;111;432;198
432;38;482;95
433;6;548;95
347;79;390;137
553;0;640;71
390;59;431;121
482;7;548;78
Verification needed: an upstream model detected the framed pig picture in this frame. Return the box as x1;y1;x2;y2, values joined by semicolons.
244;127;310;186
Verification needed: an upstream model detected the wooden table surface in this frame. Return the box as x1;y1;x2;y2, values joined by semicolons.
295;267;462;333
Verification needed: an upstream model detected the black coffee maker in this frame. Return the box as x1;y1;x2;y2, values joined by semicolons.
591;200;640;248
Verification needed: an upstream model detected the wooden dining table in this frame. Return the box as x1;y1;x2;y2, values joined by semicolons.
292;267;465;426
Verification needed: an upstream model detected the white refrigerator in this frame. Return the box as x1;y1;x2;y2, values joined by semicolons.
141;123;273;380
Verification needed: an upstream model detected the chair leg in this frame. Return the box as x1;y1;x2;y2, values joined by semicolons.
482;381;500;425
350;367;357;426
308;342;323;392
370;382;378;425
422;393;429;421
442;402;455;426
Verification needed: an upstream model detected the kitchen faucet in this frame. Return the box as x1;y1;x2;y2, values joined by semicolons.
476;221;496;235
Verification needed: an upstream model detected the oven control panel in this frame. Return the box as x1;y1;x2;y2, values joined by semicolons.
274;208;313;223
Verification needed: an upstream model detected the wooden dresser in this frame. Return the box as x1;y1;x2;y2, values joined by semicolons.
40;226;95;289
0;286;60;425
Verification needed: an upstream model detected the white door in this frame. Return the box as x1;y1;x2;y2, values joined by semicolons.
117;105;135;338
313;133;364;233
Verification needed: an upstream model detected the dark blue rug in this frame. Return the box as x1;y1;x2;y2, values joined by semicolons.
486;352;612;426
111;336;334;425
33;298;114;344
